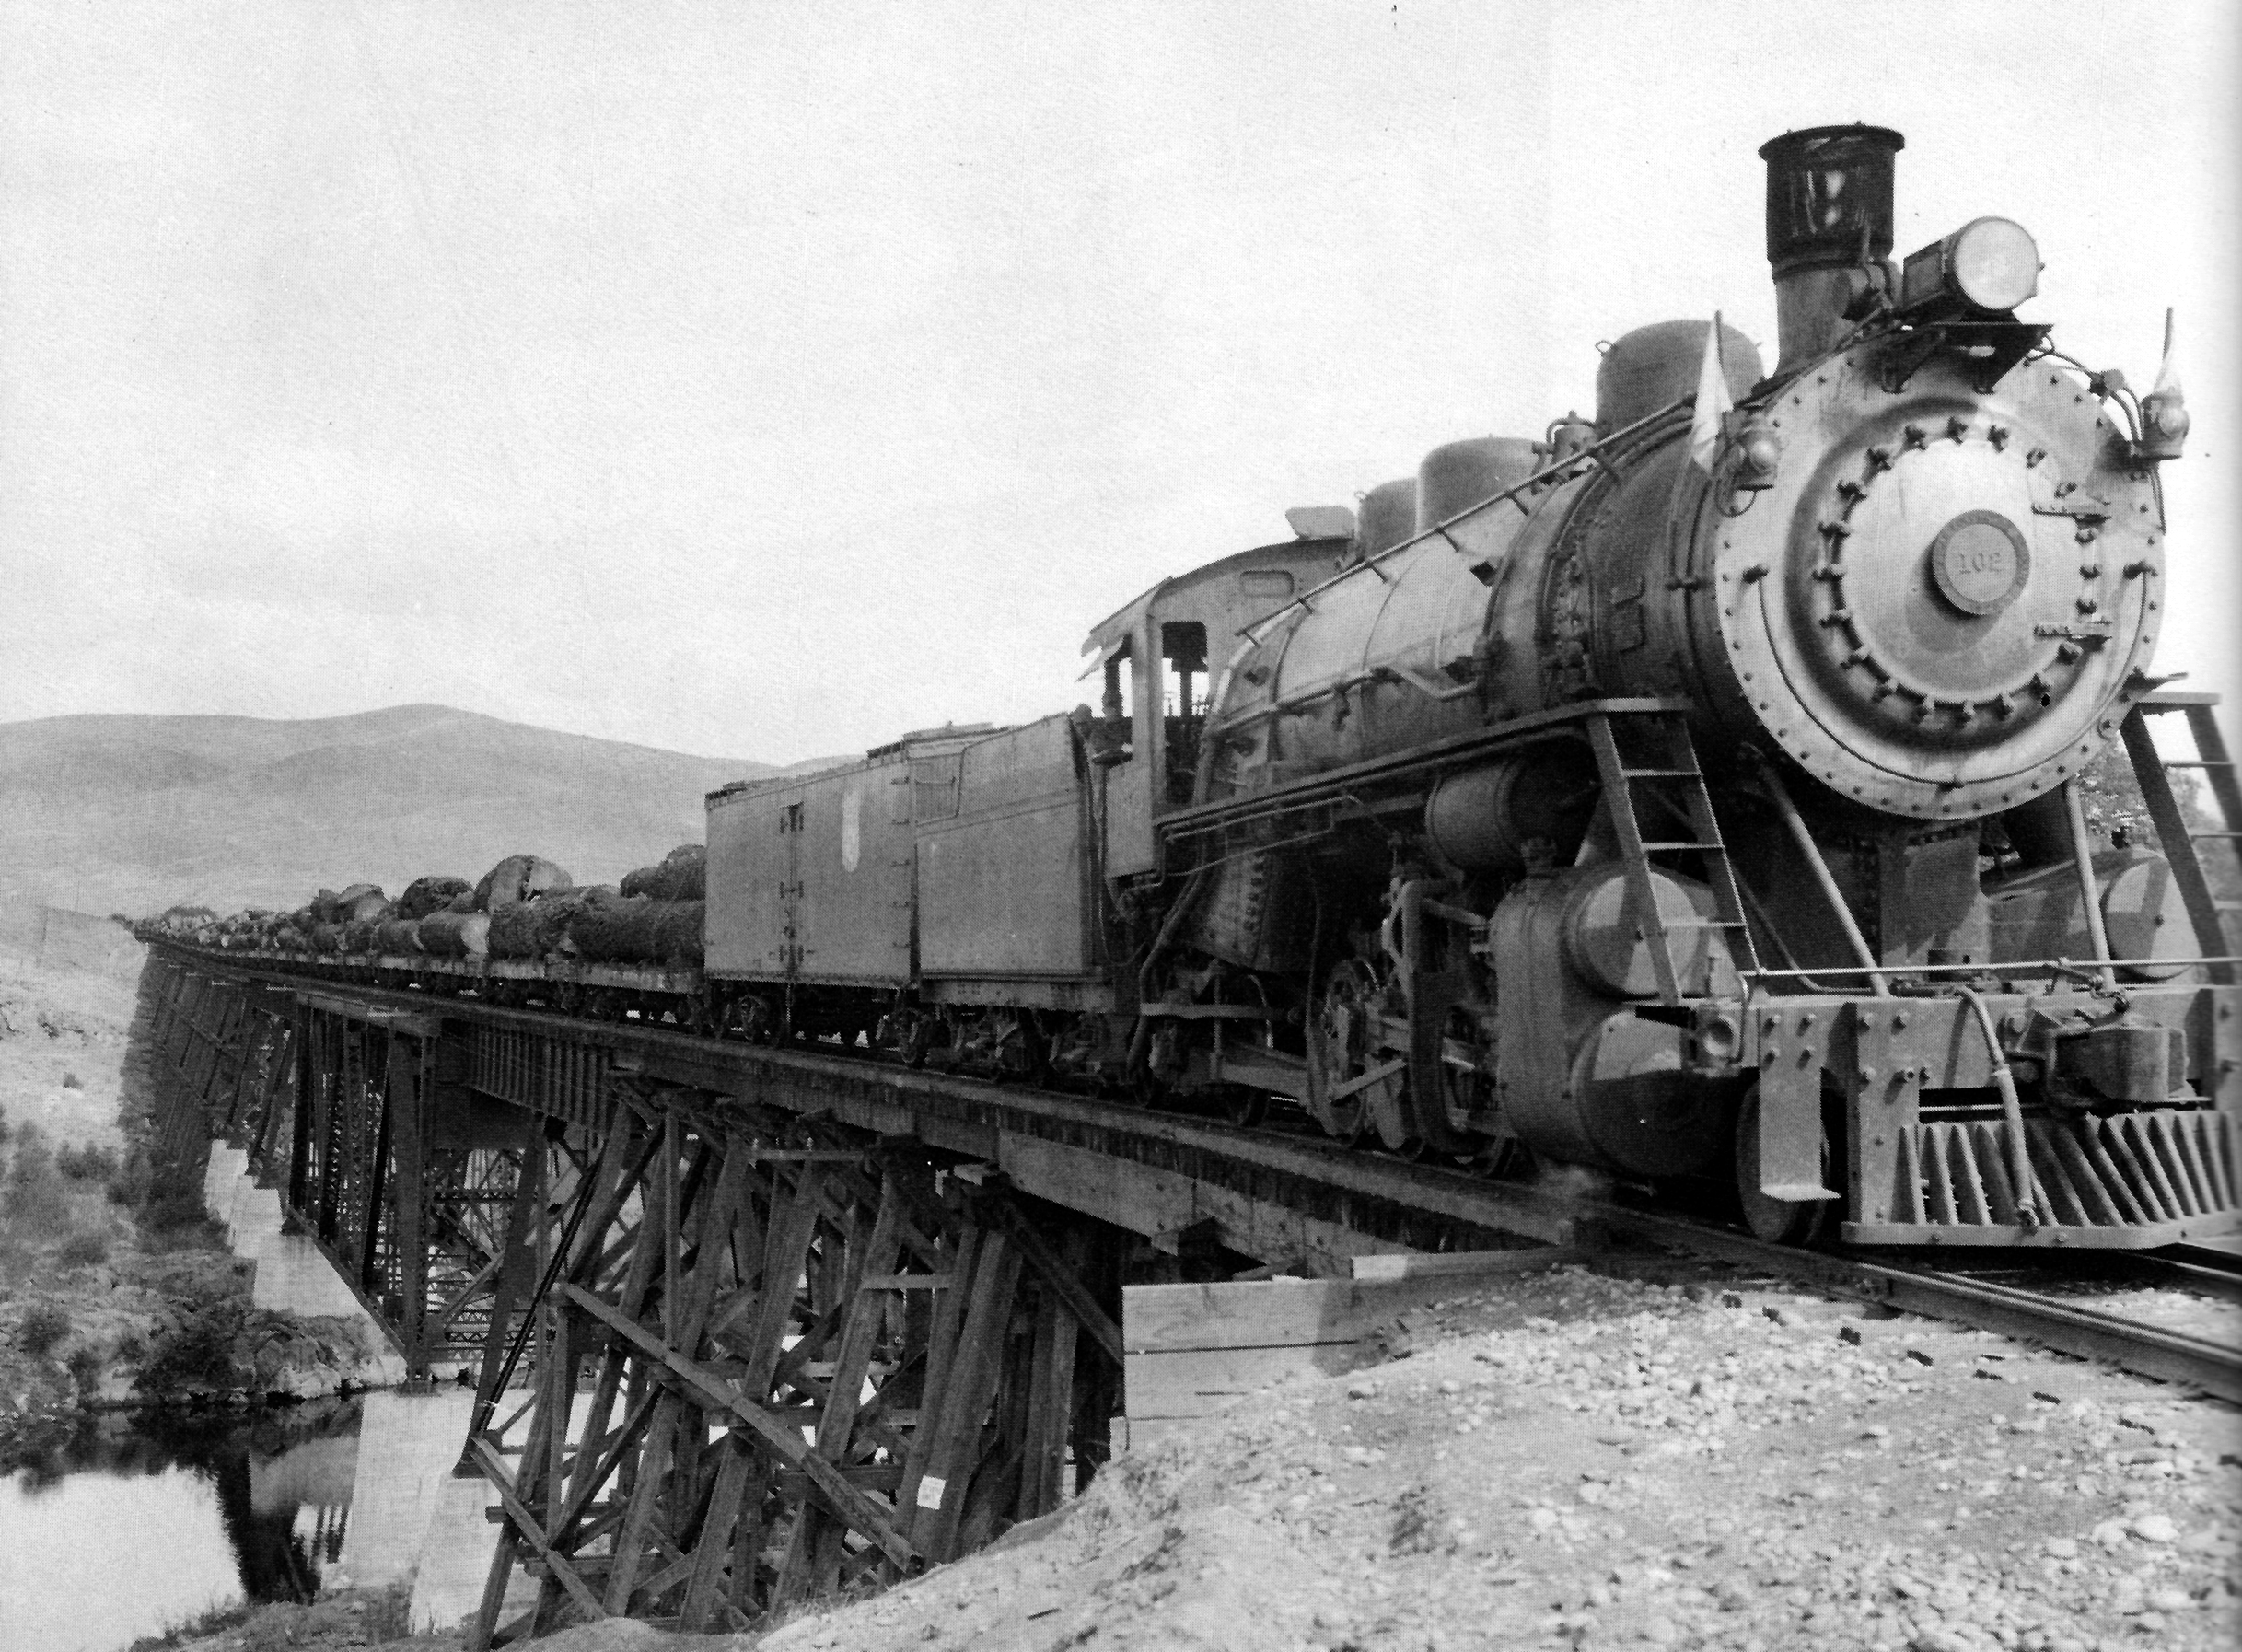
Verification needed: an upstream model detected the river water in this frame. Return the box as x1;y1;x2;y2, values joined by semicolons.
0;1400;360;1652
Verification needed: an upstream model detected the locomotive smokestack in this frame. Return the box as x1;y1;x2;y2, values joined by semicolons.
1759;124;1904;371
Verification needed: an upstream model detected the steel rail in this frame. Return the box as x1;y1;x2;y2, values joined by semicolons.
148;942;2242;1403
1567;1203;2242;1404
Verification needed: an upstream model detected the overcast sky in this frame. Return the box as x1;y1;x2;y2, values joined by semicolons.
2;0;2233;763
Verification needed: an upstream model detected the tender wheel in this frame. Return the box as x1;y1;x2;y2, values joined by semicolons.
1734;1083;1837;1248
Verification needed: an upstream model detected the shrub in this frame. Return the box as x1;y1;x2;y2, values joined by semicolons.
358;1583;413;1643
108;1148;152;1208
55;1142;121;1184
141;1191;217;1247
126;1601;256;1652
17;1302;70;1357
136;1303;248;1393
3;1127;67;1233
66;1344;103;1398
56;1232;110;1269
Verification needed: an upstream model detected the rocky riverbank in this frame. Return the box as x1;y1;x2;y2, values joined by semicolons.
1;957;392;1463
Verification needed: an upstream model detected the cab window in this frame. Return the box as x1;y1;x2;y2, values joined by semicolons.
1161;622;1208;806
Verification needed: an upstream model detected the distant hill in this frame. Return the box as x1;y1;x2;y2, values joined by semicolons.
0;704;822;916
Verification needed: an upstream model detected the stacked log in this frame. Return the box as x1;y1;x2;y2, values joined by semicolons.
620;844;705;902
419;910;492;958
487;902;541;960
397;876;471;920
312;883;389;925
167;845;707;970
473;855;572;913
375;916;424;954
573;897;704;965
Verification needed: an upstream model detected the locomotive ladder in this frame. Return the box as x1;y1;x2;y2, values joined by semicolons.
2119;688;2241;986
1585;710;1760;1005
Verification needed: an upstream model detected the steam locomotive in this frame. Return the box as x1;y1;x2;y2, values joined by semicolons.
160;126;2238;1251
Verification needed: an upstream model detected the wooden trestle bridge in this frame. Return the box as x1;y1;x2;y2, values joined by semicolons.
140;948;1543;1646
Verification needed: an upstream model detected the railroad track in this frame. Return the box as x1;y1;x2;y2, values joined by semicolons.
1568;1200;2242;1406
162;948;2242;1406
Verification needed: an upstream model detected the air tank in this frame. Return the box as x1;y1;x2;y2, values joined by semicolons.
1423;747;1599;873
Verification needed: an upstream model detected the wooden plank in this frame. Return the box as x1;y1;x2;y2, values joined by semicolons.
896;1226;979;1523
1017;1284;1076;1521
552;1385;661;1551
465;1526;523;1652
741;1165;825;1393
1123;1257;1574;1356
468;1438;609;1620
773;1178;906;1607
993;1132;1430;1274
909;1231;1024;1564
1124;1342;1363;1420
1117;1416;1206;1454
994;1134;1196;1238
558;1282;919;1572
601;1390;680;1612
675;1147;752;1348
677;1435;755;1632
1349;1247;1579;1282
991;1200;1124;1369
1122;1279;1360;1353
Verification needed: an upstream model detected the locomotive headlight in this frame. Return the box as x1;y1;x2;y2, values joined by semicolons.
1898;216;2041;319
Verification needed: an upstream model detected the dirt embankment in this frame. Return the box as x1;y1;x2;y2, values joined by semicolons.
145;1261;2242;1652
0;957;391;1460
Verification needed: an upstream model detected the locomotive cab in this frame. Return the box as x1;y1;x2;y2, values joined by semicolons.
1083;522;1353;878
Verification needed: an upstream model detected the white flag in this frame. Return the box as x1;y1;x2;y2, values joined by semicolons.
1689;314;1731;473
2152;308;2181;399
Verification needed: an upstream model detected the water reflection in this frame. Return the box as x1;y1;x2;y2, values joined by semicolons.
0;1400;360;1652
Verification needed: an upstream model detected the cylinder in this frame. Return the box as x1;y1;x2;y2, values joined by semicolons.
1560;865;1723;998
1415;437;1540;533
1595;320;1762;434
1357;477;1419;557
1423;747;1599;873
